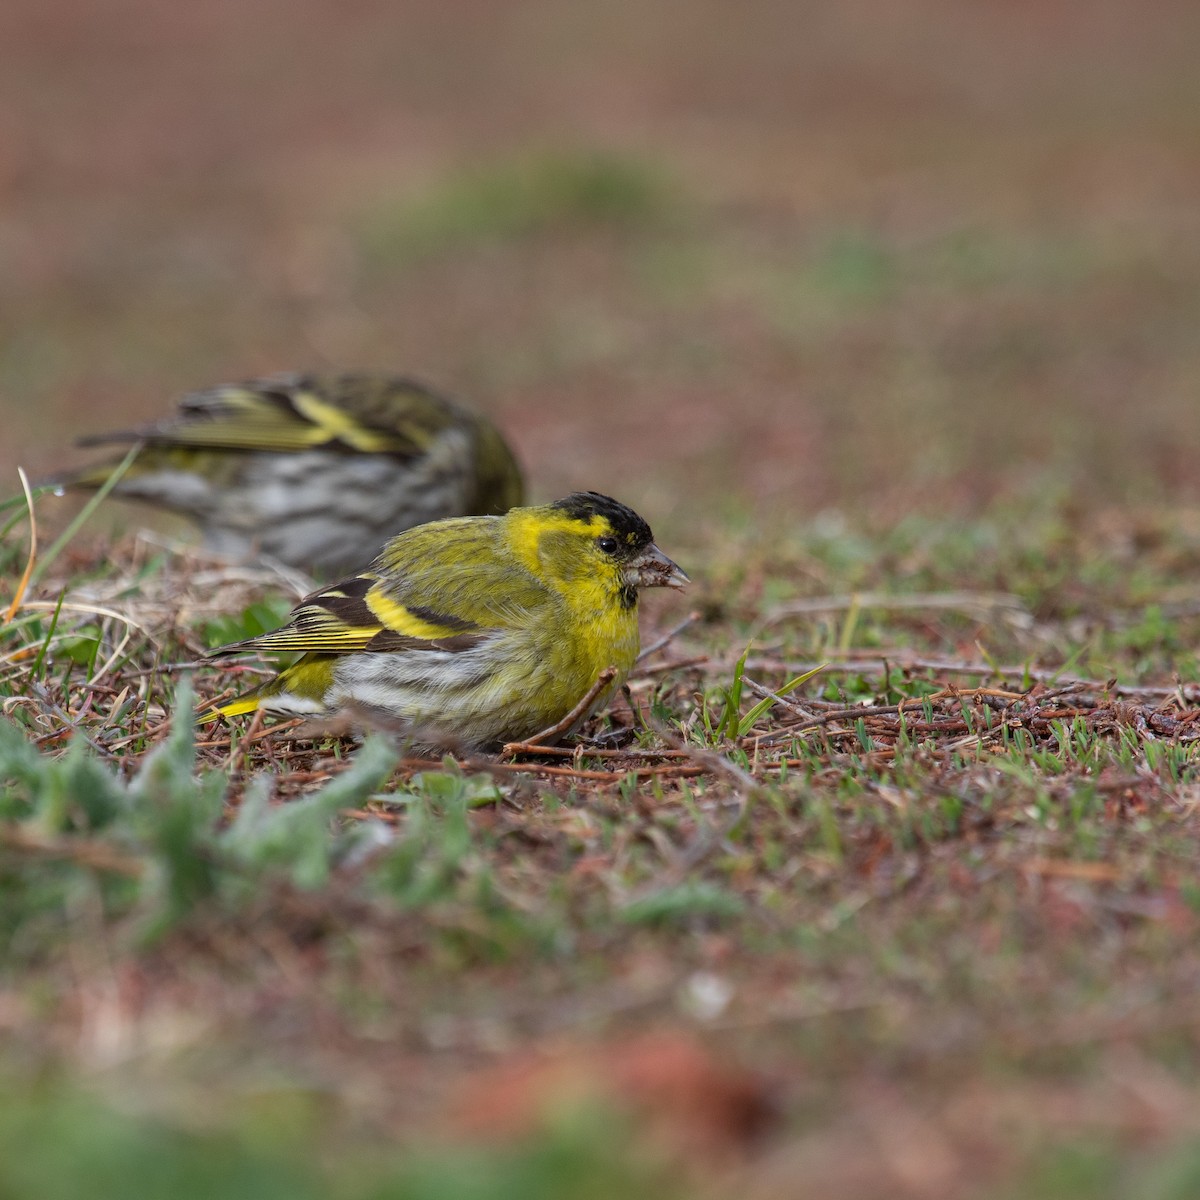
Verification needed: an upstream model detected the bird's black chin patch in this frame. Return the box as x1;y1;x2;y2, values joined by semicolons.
619;584;638;610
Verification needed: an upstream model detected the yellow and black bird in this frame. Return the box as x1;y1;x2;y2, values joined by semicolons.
203;492;688;751
55;373;524;575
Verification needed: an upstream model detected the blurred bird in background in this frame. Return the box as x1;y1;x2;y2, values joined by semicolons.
52;373;524;575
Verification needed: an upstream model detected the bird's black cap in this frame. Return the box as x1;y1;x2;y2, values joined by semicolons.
551;491;653;551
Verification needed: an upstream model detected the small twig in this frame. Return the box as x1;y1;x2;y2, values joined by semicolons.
102;721;171;753
761;590;1031;623
193;717;306;751
358;751;706;783
500;761;706;782
740;677;815;721
634;654;710;678
746;685;1029;747
2;599;153;639
637;610;701;662
504;667;618;753
88;625;136;684
89;660;204;680
746;655;1200;700
224;706;267;770
492;743;692;761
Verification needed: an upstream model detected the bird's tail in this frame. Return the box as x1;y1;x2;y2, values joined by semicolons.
196;692;262;724
196;657;332;726
39;443;156;494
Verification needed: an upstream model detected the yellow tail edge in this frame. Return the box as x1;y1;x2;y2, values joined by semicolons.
196;694;261;724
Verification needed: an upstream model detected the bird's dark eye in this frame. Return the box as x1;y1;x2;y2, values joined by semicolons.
597;536;620;555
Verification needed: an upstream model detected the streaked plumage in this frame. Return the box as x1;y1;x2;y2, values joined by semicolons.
203;492;688;751
54;373;524;574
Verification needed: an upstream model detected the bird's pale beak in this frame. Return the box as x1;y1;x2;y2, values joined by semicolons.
627;543;690;590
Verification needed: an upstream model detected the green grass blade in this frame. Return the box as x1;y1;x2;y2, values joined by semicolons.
28;443;142;587
737;663;828;737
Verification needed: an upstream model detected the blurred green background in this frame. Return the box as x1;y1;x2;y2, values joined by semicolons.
5;0;1200;536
